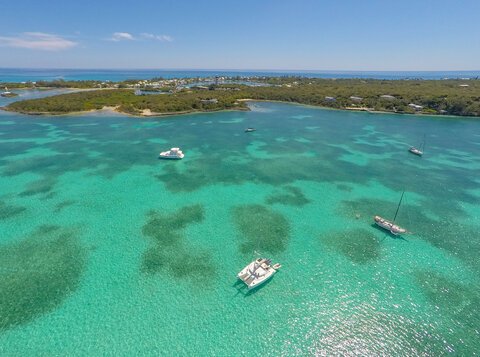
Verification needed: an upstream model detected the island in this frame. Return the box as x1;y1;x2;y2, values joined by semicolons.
2;77;479;117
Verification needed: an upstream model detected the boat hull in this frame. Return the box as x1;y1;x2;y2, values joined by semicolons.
159;148;184;160
238;270;275;290
374;216;406;235
408;147;423;156
159;151;184;159
158;155;184;160
237;258;277;290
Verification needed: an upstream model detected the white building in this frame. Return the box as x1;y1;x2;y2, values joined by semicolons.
201;98;218;104
408;103;423;111
350;96;363;102
380;95;396;100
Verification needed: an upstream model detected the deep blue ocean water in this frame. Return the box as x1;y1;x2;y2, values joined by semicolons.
1;68;480;82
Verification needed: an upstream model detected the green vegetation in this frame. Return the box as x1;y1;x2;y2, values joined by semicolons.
232;204;290;254
141;205;216;281
320;228;381;264
0;225;86;331
5;89;243;115
4;78;480;117
265;186;311;206
0;200;26;219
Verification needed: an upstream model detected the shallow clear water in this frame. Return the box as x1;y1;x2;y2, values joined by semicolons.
0;88;79;106
0;100;479;355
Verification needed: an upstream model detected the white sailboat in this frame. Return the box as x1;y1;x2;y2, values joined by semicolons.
374;191;407;235
409;135;426;156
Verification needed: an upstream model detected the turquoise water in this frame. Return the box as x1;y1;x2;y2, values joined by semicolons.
2;68;480;82
1;99;479;355
0;88;79;107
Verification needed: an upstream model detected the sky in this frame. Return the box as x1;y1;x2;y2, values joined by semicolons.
0;0;479;70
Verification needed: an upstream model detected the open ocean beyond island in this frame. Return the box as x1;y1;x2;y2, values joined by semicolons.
0;93;479;355
1;68;480;82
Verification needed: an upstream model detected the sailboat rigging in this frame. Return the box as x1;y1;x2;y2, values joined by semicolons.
374;191;407;235
393;191;404;221
409;134;425;156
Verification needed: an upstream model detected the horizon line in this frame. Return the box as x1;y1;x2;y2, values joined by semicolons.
1;67;480;73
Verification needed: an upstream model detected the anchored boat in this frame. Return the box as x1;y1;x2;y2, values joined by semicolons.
409;135;426;157
374;191;407;235
374;215;407;235
1;87;16;97
159;147;184;160
237;258;281;290
408;147;423;156
245;127;256;132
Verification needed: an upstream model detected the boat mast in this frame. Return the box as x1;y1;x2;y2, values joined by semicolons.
393;191;405;222
422;134;426;152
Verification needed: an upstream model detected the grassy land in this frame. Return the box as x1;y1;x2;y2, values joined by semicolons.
4;78;480;117
4;89;245;115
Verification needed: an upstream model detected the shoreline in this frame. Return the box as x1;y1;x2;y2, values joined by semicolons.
1;100;477;120
3;78;479;119
237;99;480;120
2;97;478;121
0;104;250;118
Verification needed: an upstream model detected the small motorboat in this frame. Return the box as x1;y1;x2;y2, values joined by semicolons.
237;258;280;290
245;128;256;132
159;147;184;160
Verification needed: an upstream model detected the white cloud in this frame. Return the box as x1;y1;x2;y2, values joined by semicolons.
141;33;174;42
140;33;155;39
156;34;173;42
111;32;135;41
0;32;77;51
109;32;174;43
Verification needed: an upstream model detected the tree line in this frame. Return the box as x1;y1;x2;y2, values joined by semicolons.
5;78;480;117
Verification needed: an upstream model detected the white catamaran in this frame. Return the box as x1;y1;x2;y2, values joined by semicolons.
374;191;407;235
237;258;281;290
